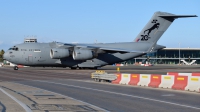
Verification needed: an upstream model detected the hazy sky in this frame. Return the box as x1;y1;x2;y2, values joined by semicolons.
0;0;199;50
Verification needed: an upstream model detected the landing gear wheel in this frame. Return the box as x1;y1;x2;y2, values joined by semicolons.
14;66;18;70
70;67;77;70
93;67;98;70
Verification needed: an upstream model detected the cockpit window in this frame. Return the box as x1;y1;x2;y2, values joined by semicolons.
13;47;18;51
8;47;19;51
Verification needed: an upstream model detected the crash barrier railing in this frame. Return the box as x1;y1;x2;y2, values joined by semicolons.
91;71;200;93
91;71;117;82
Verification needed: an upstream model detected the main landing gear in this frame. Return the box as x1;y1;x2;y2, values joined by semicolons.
14;66;18;70
70;67;77;70
70;67;98;70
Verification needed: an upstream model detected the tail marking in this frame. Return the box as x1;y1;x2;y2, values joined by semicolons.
141;19;160;41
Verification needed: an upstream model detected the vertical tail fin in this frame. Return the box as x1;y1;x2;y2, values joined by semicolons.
134;11;197;43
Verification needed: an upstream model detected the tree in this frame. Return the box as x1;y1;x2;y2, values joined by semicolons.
0;49;5;55
0;49;5;62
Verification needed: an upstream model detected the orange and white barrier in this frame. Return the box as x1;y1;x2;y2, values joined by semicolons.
148;75;161;88
137;74;151;86
116;64;124;66
110;72;200;93
112;73;122;84
172;76;188;90
119;74;131;85
185;76;200;92
128;74;140;85
167;72;191;76
191;73;200;76
159;75;175;89
167;72;200;76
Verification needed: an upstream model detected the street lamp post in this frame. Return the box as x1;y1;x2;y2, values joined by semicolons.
179;43;181;65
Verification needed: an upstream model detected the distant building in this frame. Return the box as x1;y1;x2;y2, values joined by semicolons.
128;48;200;65
24;38;37;43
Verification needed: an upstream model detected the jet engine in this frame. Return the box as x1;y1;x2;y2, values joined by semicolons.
50;48;70;59
72;49;97;60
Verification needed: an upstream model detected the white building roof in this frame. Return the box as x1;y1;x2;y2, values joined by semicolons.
162;48;200;50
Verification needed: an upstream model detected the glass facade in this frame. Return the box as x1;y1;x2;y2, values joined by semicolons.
127;48;200;65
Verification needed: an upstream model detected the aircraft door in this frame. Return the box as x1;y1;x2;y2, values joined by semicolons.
39;47;47;63
22;51;28;63
28;56;33;63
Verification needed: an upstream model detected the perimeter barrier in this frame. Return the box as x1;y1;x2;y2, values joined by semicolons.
148;75;162;88
119;74;131;85
137;74;151;86
128;74;140;85
185;76;200;92
92;72;200;93
112;73;122;84
167;72;200;76
159;75;175;89
172;76;188;90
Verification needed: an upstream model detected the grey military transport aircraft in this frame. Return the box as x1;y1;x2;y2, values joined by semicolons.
3;11;197;70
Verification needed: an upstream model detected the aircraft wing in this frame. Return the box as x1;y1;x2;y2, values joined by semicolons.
51;42;146;53
97;47;146;53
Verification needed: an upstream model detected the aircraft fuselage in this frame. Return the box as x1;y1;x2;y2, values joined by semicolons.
4;42;148;68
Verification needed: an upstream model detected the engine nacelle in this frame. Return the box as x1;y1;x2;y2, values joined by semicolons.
73;49;96;60
50;49;70;59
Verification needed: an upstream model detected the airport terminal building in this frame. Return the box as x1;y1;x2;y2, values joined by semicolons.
129;48;200;65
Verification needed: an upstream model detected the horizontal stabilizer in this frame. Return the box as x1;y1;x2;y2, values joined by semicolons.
159;15;197;18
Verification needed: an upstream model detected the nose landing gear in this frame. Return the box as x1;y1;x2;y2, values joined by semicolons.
14;66;18;70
